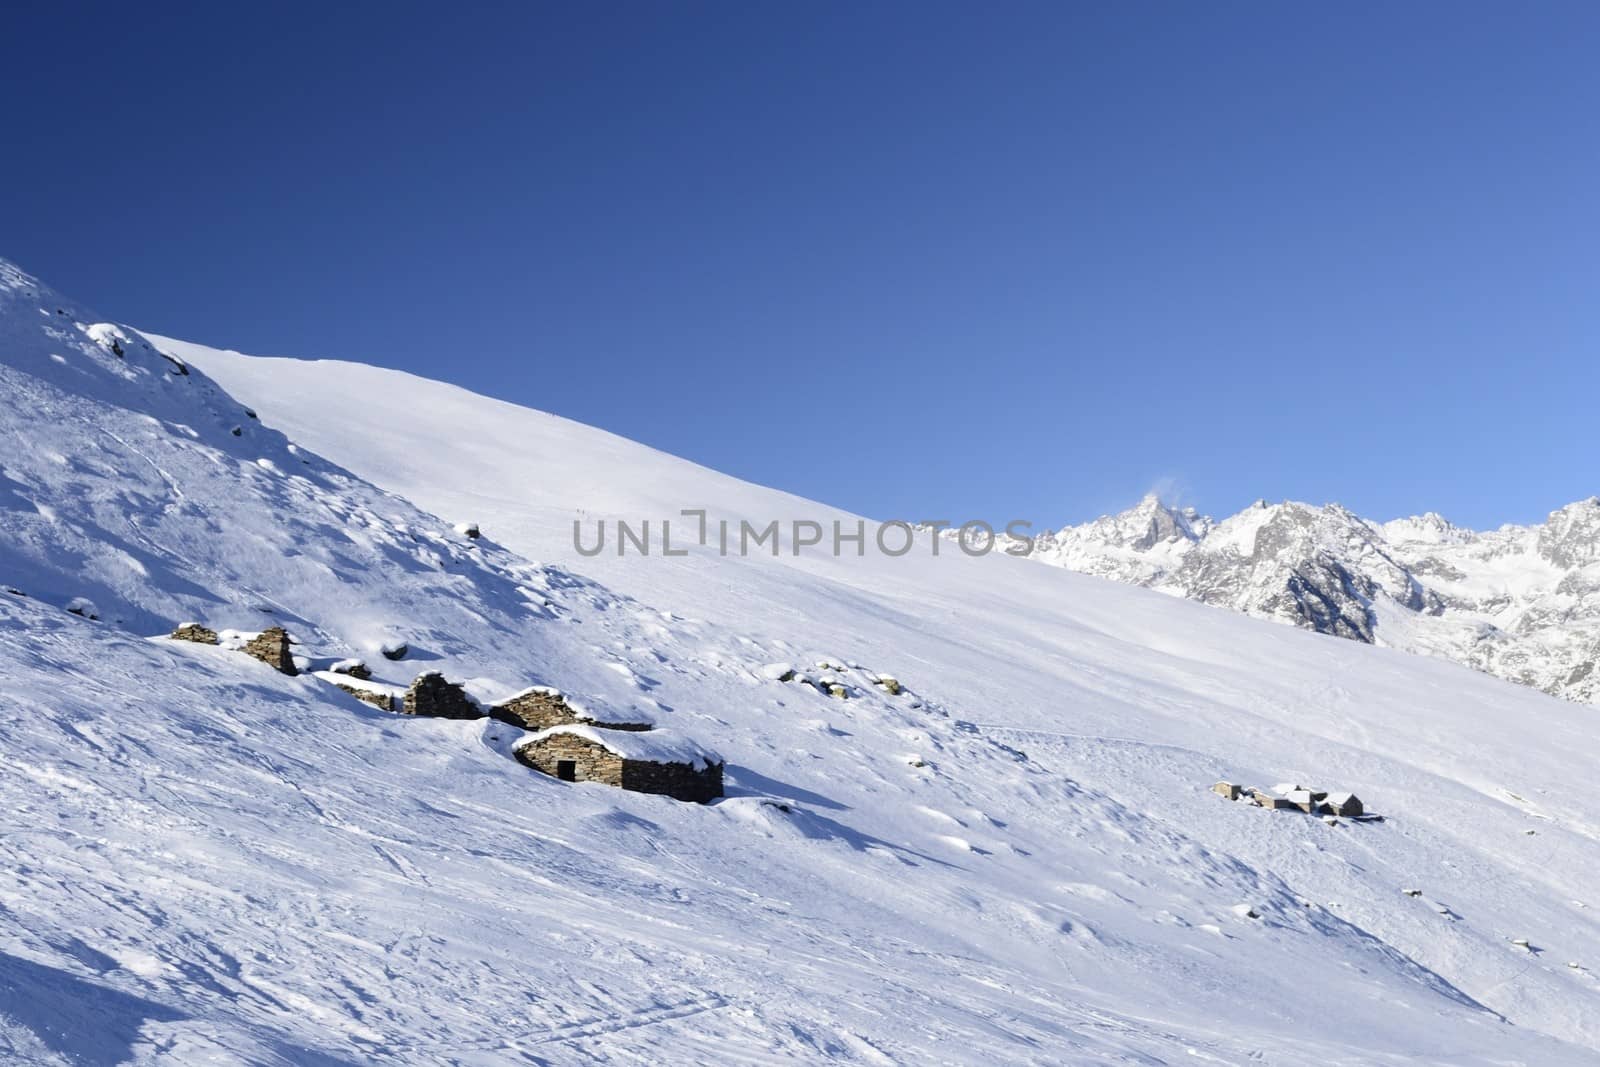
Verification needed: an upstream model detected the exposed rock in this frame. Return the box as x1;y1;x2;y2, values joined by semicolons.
1211;781;1242;801
403;672;481;719
244;627;297;675
65;597;99;621
170;622;219;645
380;640;408;661
758;662;796;682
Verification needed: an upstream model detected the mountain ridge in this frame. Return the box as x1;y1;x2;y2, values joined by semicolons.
1027;492;1600;703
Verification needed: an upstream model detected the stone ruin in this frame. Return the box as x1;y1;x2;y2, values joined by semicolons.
329;659;372;680
170;622;218;645
329;680;395;712
489;687;652;732
514;727;724;804
244;627;297;675
403;672;482;720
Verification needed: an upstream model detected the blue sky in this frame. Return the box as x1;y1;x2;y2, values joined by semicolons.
3;3;1597;529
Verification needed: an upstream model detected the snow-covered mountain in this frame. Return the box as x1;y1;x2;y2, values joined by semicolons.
4;257;1600;1063
1025;494;1600;705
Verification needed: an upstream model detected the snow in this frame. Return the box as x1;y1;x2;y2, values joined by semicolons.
515;725;723;770
0;258;1593;1062
310;670;403;698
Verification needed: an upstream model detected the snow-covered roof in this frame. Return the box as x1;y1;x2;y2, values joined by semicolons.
312;671;404;697
472;681;656;727
515;725;722;770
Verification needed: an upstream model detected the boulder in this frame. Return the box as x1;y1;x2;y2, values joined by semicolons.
1212;781;1242;801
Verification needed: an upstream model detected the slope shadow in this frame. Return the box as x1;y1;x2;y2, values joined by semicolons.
724;767;848;811
0;950;187;1064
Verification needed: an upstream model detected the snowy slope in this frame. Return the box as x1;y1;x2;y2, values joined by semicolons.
1;264;1598;1064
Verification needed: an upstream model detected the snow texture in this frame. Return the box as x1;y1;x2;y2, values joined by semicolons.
0;257;1594;1062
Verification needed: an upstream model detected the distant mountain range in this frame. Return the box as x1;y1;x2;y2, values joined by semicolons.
1023;493;1600;704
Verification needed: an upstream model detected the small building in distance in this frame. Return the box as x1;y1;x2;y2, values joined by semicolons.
489;686;652;732
1324;792;1364;817
513;725;723;803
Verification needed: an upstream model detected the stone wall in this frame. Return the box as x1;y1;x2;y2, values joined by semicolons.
515;732;624;787
490;689;650;732
170;622;218;645
244;627;297;675
515;733;723;802
404;672;482;719
332;682;394;712
621;759;724;803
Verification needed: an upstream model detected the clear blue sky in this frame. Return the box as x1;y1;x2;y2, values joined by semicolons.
3;3;1596;529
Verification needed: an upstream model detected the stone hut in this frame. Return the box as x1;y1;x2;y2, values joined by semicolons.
404;672;482;719
513;726;724;803
244;627;297;675
170;622;218;645
488;686;652;732
1325;792;1364;817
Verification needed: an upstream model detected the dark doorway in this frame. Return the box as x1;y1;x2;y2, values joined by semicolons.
556;760;577;782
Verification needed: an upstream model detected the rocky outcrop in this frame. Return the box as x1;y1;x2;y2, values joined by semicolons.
404;672;481;719
243;627;297;674
170;622;218;645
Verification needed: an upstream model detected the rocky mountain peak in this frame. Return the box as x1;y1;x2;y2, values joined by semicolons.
1029;494;1600;705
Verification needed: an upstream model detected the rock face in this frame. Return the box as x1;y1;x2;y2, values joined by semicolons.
1019;495;1600;706
243;627;297;675
170;622;218;645
403;672;481;719
488;687;651;732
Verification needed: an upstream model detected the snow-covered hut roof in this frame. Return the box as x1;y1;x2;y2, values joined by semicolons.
514;725;722;771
